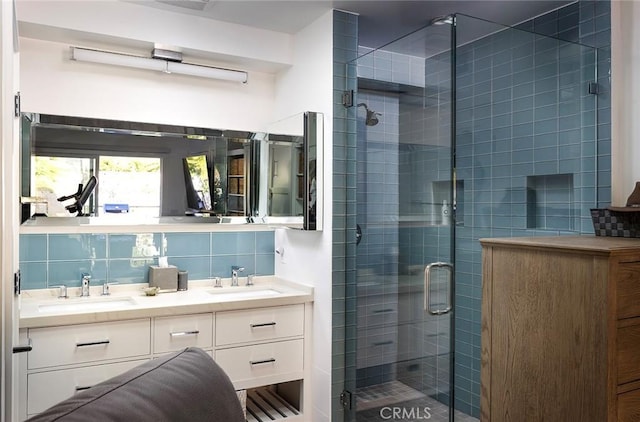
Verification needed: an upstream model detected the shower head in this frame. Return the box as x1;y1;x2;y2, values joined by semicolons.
357;103;381;126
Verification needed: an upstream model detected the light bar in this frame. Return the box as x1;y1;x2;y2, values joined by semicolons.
70;47;248;83
166;61;247;82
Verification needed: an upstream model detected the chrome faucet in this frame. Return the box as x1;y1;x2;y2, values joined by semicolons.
102;281;117;296
231;266;245;287
80;273;91;297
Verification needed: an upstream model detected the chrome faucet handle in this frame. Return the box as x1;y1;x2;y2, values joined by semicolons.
80;273;91;297
246;274;255;286
231;266;245;286
102;281;118;296
53;285;68;298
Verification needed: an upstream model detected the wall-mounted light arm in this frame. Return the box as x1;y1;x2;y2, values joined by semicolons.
70;47;248;83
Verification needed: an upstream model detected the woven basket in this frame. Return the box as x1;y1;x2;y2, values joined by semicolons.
590;208;640;238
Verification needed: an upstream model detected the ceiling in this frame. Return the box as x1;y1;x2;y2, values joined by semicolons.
136;0;573;49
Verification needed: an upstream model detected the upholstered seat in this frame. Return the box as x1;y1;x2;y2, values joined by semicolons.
26;347;245;422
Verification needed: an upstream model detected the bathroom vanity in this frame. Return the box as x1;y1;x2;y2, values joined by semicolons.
17;277;313;421
481;236;640;422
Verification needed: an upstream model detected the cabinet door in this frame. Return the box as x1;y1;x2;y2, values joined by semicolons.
28;319;151;369
153;313;213;353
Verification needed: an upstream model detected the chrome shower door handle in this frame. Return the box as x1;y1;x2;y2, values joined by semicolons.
424;262;453;315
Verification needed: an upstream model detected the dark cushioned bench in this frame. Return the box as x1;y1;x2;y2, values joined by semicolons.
26;347;245;422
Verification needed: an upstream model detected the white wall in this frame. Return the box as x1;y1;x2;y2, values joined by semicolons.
611;1;640;205
19;37;277;132
16;3;336;421
271;10;334;422
16;0;293;70
1;1;21;420
15;0;302;132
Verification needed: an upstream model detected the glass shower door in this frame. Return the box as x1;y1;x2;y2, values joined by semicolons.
344;8;599;422
351;20;456;422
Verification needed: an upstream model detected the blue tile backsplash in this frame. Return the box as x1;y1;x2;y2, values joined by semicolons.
19;230;275;289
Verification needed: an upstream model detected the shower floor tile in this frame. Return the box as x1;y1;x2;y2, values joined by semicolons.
356;383;479;422
356;380;426;411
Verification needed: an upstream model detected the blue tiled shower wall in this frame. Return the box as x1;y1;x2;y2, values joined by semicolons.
453;2;611;417
19;231;275;290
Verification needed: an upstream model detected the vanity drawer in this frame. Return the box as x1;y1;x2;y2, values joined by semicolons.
215;304;304;346
28;319;151;369
617;262;640;320
618;388;640;422
618;323;640;384
215;339;303;388
27;359;147;415
153;313;213;353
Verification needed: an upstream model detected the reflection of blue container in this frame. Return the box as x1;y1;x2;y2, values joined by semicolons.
104;203;129;213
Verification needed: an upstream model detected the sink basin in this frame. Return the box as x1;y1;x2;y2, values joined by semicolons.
38;297;137;313
207;288;282;300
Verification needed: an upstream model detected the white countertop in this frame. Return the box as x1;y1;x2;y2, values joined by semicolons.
20;276;313;329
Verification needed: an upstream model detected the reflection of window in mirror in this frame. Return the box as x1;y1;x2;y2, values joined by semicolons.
99;156;161;217
32;155;161;217
31;156;93;217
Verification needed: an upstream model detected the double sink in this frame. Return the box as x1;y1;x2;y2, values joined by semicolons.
35;287;284;314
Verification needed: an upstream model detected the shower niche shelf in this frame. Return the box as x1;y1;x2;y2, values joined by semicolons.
526;173;575;231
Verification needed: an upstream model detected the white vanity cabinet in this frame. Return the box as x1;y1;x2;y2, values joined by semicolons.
19;299;311;422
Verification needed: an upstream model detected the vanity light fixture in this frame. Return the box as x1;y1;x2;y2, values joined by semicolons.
70;47;248;83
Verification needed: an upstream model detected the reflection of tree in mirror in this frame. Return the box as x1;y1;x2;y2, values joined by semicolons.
32;156;91;216
100;157;160;172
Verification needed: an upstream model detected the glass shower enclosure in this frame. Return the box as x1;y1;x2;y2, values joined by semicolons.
342;12;598;422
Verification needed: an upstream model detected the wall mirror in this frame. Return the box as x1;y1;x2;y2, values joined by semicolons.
20;112;323;230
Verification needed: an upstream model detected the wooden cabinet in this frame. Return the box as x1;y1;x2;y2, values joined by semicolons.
480;236;640;422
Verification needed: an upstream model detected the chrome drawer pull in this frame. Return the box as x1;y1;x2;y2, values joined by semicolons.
372;340;393;346
75;386;93;392
169;330;200;337
372;309;394;314
250;322;276;328
250;358;276;366
76;339;110;347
